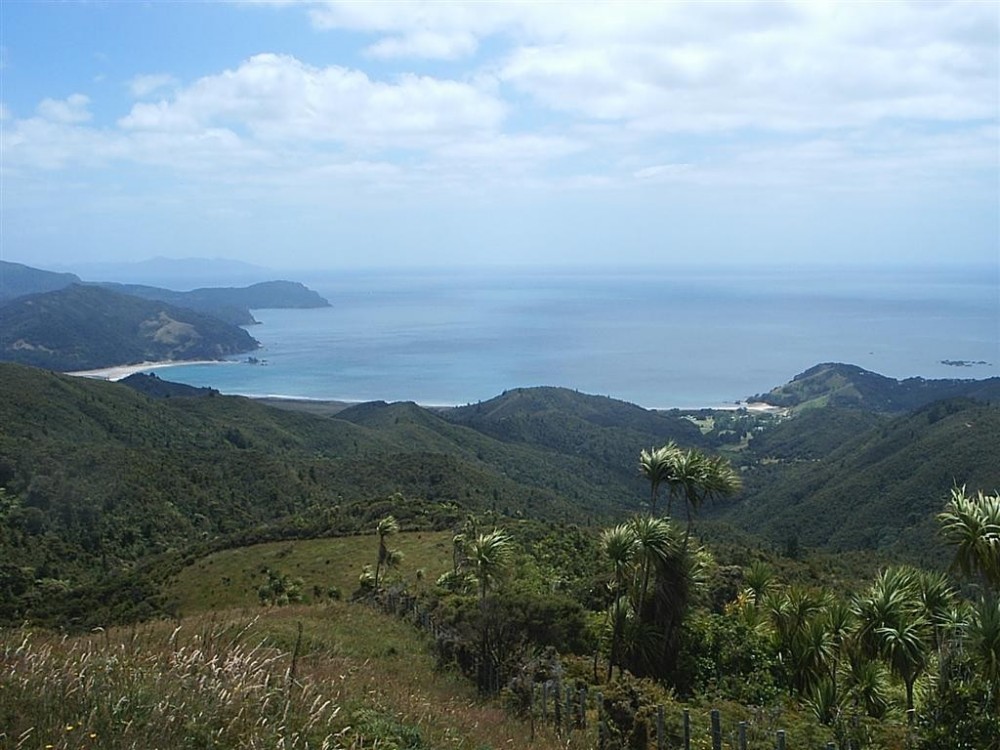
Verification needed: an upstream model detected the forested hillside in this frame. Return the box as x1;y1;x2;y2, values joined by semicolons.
718;398;1000;567
3;361;999;630
444;385;706;456
1;364;692;624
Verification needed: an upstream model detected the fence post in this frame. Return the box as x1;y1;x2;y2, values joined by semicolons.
542;681;549;721
683;708;691;750
776;729;786;750
656;704;665;750
739;721;747;750
596;691;605;750
578;687;587;728
554;681;562;733
711;709;722;750
565;685;573;732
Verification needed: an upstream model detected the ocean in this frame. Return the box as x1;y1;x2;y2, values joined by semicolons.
143;265;999;409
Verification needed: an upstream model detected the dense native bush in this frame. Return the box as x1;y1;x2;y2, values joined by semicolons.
674;611;779;703
432;589;592;694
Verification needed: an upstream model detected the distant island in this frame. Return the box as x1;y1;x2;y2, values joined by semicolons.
940;359;991;367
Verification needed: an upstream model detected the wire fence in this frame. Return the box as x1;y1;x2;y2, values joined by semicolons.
372;588;847;750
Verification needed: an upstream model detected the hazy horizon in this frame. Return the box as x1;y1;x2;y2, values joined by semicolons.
2;2;997;272
6;254;997;295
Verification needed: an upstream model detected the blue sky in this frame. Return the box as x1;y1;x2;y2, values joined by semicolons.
1;0;998;271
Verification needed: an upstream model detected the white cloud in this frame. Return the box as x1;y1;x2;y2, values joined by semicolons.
263;1;996;135
5;2;997;212
118;53;505;148
433;133;585;164
36;94;92;124
129;73;178;97
301;1;526;38
633;164;692;181
498;4;998;133
365;31;478;60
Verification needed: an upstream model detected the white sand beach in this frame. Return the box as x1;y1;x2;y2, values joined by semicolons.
66;360;234;382
655;401;788;415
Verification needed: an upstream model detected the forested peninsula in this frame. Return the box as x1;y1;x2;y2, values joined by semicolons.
0;260;330;370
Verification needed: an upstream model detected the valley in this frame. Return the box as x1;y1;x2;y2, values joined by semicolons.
2;359;998;747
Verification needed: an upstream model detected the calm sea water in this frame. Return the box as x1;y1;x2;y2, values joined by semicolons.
145;265;999;409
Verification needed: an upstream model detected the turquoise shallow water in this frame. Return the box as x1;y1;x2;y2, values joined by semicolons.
141;265;999;409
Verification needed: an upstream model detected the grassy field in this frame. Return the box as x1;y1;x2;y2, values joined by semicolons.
168;531;454;614
2;603;597;750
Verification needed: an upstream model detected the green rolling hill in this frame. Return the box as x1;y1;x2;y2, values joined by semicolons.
2;360;999;628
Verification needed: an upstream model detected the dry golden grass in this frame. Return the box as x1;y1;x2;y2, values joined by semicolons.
2;602;597;750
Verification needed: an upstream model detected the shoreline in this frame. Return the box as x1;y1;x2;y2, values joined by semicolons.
657;401;787;415
65;361;787;413
238;392;786;414
66;359;236;382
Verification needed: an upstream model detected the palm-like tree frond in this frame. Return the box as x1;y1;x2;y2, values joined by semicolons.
915;569;957;648
664;448;706;520
701;454;743;501
469;529;513;600
843;657;892;719
938;486;1000;589
853;566;922;658
602;523;639;681
639;443;679;513
791;615;836;695
376;514;400;538
824;599;856;646
970;596;1000;686
602;523;639;568
628;515;678;566
628;515;678;604
373;514;401;589
875;617;931;721
806;677;842;725
744;560;776;607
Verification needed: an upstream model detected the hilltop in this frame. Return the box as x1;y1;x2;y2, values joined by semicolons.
748;361;1000;413
0;260;82;301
